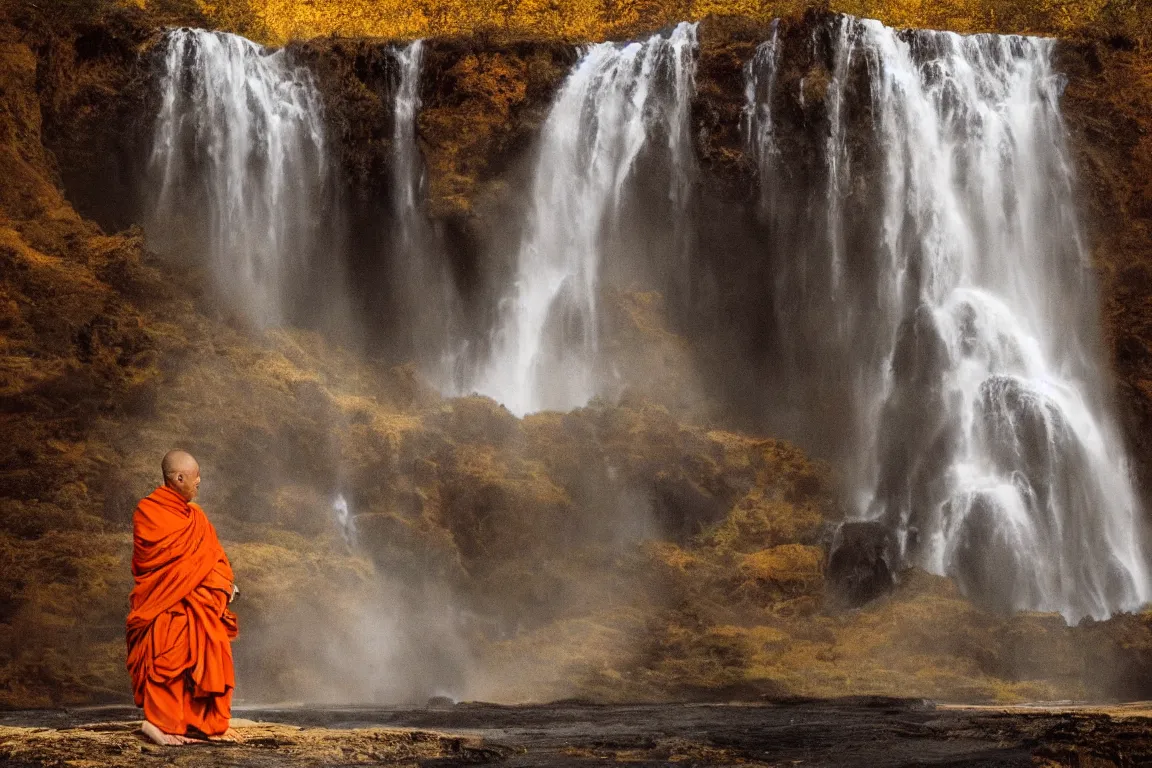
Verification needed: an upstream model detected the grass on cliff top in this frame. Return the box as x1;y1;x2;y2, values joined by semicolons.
115;0;1152;46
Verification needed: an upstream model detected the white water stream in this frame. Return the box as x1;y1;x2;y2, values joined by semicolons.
147;29;329;326
392;40;424;254
470;23;698;415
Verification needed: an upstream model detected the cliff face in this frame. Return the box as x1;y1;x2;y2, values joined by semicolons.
3;0;1152;709
1059;41;1152;494
0;16;161;706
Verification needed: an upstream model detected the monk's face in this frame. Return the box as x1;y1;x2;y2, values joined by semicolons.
169;462;201;502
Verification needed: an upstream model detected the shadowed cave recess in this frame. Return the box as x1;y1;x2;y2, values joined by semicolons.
8;0;1152;709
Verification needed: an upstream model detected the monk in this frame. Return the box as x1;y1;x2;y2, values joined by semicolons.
126;450;242;746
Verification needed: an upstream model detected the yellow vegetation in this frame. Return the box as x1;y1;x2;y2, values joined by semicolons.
127;0;1152;45
737;544;823;597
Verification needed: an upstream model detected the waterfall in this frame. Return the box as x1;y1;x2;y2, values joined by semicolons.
825;16;859;300
749;18;1149;620
383;40;458;383
744;19;781;189
471;23;698;416
392;41;424;253
333;494;356;548
147;29;329;327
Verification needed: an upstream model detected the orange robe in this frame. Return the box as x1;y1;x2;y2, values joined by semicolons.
126;485;238;736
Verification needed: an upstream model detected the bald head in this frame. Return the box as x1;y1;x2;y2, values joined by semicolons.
161;450;197;477
162;450;201;501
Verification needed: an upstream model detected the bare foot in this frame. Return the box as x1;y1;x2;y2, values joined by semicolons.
207;727;243;743
140;720;203;746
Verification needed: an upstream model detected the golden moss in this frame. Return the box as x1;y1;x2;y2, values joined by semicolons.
419;51;532;215
736;544;823;597
701;492;824;553
128;0;1152;46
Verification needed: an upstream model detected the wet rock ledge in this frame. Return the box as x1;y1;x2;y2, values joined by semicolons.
0;720;503;767
4;700;1152;767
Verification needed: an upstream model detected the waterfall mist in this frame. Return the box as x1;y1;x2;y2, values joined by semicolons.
745;18;1150;621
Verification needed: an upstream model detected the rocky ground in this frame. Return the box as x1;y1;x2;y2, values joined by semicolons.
0;719;498;767
4;699;1152;766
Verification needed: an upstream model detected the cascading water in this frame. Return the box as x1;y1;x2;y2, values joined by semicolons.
391;41;424;254
147;29;329;327
383;40;458;384
471;23;698;416
743;20;781;197
332;494;356;548
748;18;1149;620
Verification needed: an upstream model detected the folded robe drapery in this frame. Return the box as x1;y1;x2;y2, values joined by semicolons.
126;485;238;736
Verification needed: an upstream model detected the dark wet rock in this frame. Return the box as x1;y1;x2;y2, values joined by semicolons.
827;520;897;607
653;473;728;542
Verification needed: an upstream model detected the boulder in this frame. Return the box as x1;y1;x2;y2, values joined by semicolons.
826;520;897;607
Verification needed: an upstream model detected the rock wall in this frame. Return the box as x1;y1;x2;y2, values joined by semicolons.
1059;39;1152;497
